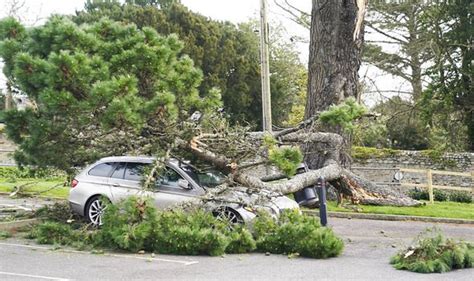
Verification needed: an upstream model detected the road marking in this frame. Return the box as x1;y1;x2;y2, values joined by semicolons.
106;253;199;265
0;242;50;250
0;271;70;280
0;203;33;211
0;242;199;266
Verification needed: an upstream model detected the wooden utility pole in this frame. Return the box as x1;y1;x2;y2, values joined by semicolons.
260;0;272;132
426;169;434;204
5;81;13;110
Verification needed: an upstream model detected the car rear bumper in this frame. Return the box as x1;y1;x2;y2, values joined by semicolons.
69;201;84;217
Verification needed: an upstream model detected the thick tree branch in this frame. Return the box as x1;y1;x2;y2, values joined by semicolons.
234;159;342;195
176;137;235;174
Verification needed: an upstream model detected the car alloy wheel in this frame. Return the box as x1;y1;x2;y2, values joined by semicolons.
213;207;243;225
87;196;107;226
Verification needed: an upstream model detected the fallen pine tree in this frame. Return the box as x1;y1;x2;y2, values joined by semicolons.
0;17;420;210
149;102;422;208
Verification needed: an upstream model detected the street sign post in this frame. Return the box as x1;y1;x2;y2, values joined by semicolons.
317;177;327;226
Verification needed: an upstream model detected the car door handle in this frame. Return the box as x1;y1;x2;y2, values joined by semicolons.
112;183;120;187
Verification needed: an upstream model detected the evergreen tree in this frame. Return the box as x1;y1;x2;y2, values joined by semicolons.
364;1;432;100
0;16;220;172
74;0;304;128
420;0;472;151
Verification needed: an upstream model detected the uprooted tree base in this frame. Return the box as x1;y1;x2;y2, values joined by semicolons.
177;118;421;208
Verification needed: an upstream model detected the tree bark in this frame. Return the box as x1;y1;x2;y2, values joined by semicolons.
305;0;363;169
305;0;363;119
5;80;13;110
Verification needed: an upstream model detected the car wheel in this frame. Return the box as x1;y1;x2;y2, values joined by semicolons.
85;195;108;226
212;207;244;225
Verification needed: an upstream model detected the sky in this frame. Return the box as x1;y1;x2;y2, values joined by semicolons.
0;0;310;60
1;0;264;24
0;0;408;106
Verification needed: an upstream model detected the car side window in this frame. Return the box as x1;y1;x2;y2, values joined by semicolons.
157;168;184;189
88;162;114;177
111;162;126;179
124;163;147;181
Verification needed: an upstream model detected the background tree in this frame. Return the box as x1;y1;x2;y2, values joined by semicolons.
278;0;471;152
74;0;304;128
372;96;429;150
419;0;472;151
240;20;307;126
273;0;310;30
363;1;432;100
357;1;471;151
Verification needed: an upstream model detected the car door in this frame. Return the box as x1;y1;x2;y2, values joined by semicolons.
108;162;148;203
151;167;202;209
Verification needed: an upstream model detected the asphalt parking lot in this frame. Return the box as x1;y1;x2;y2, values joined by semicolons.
1;217;473;281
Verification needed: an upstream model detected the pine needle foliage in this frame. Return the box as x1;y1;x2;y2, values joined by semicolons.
268;147;303;177
29;221;79;245
28;197;344;258
0;16;221;173
390;227;474;273
253;210;344;258
94;197;238;256
264;134;303;177
319;97;367;132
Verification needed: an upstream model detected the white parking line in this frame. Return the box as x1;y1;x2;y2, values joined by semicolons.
107;253;199;265
0;242;50;250
0;204;33;211
0;242;199;266
0;271;70;280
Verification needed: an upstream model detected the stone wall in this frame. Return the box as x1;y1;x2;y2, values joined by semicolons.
352;150;473;191
0;131;16;166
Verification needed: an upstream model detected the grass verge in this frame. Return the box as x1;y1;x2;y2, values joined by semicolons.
0;178;68;198
326;201;474;220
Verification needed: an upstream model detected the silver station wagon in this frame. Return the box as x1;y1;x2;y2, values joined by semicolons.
69;156;299;225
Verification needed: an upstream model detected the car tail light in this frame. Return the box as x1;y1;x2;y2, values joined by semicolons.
71;179;78;188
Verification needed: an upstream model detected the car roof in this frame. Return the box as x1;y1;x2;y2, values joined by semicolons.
99;156;154;163
98;156;180;165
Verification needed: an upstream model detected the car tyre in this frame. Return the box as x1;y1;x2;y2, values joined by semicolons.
85;195;109;226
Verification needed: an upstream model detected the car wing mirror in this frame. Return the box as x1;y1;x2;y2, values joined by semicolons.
178;179;192;190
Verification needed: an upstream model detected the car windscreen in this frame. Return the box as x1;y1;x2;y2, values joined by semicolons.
180;165;225;188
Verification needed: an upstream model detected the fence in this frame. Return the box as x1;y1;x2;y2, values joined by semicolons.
351;167;473;204
398;168;474;204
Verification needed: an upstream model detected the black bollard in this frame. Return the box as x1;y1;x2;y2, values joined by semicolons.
317;177;328;226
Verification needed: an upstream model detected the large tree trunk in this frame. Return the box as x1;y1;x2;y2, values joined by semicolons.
300;0;415;206
305;0;363;169
305;0;363;118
